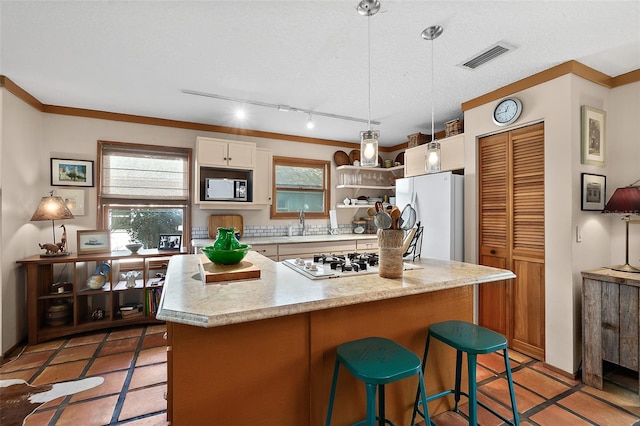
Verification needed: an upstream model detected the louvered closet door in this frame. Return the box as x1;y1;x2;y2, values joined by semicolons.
478;132;509;336
478;122;545;360
510;123;545;359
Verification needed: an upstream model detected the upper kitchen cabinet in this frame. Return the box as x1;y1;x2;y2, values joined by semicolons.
404;134;464;177
194;137;271;209
253;148;273;205
197;137;256;169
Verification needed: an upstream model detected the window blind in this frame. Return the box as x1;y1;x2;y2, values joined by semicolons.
101;144;189;201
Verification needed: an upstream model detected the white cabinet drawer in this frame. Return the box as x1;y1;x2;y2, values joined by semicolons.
356;239;379;252
252;244;278;257
278;241;357;257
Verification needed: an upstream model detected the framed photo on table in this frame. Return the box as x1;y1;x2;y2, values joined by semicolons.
51;158;94;187
581;106;606;167
158;234;182;251
581;173;606;211
77;230;111;254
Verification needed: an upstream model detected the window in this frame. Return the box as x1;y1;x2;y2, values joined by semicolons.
271;156;330;219
97;141;192;250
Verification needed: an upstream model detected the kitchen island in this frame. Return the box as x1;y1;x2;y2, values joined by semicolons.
157;251;515;425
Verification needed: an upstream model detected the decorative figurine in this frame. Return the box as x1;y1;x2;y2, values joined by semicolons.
39;243;62;255
59;224;67;253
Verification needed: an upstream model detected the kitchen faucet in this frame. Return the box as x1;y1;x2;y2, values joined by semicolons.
299;209;307;236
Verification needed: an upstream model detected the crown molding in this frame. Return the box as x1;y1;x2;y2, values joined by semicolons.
3;60;639;153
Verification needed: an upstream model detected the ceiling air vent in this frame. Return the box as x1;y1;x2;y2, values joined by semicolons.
458;41;517;70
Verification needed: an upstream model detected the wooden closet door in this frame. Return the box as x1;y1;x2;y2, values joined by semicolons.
478;122;545;360
510;123;545;359
478;132;510;336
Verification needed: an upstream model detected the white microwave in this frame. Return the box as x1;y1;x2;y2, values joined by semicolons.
205;178;248;201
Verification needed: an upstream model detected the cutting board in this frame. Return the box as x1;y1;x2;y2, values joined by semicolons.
200;255;260;283
208;214;244;239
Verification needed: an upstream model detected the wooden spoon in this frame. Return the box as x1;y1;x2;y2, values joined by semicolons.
390;207;401;229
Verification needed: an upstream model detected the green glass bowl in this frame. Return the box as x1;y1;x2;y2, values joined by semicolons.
201;244;251;265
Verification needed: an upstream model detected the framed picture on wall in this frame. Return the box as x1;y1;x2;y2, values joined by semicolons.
580;106;606;167
56;189;85;216
581;173;606;211
51;158;95;187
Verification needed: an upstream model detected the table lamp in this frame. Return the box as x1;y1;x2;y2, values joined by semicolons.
31;191;74;257
602;180;640;273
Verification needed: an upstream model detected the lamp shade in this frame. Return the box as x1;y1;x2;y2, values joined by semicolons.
31;195;75;221
603;187;640;214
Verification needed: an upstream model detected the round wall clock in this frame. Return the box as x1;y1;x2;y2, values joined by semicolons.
492;97;523;126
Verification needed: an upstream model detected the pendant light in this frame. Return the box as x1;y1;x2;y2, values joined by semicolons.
423;25;443;174
358;0;380;168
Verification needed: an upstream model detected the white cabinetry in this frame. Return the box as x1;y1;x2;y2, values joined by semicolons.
197;137;256;169
335;165;404;211
277;240;358;260
440;133;464;172
195;137;272;209
404;134;464;178
253;148;273;205
252;244;278;261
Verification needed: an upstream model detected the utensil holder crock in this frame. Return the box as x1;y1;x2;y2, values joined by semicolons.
378;229;404;278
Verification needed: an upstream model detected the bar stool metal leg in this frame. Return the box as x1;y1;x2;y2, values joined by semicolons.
467;353;478;425
504;348;520;425
454;349;463;412
326;359;341;426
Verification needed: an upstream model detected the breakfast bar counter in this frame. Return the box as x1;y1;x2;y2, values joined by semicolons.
158;252;515;425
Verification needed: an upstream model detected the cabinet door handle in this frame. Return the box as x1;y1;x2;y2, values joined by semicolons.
490;249;496;255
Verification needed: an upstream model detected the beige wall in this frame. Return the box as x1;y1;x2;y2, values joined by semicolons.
1;90;46;354
463;76;638;374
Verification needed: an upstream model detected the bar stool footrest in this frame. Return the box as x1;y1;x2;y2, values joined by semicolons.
425;388;517;426
351;417;395;426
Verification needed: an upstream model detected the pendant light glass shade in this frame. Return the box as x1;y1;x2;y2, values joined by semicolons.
360;130;379;167
425;140;441;173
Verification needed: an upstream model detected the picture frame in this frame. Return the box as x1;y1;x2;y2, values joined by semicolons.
581;106;606;167
158;234;182;251
581;173;606;211
56;189;85;216
51;158;94;187
77;230;111;255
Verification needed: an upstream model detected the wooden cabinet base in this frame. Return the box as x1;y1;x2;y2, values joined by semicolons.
167;286;472;425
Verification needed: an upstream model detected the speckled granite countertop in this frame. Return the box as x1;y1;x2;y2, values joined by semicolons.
192;233;377;248
156;251;515;328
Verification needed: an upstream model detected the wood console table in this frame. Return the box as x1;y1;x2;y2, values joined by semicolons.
582;268;640;392
17;249;185;345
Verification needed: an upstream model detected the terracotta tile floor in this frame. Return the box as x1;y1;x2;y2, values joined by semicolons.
2;325;640;425
0;325;168;426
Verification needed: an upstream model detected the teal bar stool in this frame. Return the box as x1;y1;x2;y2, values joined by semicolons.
326;336;431;426
412;320;520;426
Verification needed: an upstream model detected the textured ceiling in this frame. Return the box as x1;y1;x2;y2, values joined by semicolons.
1;1;639;146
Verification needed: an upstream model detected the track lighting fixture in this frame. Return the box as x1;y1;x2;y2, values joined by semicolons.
182;89;381;130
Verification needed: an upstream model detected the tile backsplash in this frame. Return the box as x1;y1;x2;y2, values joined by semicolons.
192;224;354;239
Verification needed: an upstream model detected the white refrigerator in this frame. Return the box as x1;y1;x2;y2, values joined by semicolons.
395;172;464;261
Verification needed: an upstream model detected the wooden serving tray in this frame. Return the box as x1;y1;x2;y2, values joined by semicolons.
200;255;260;283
